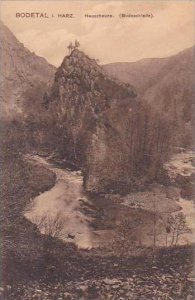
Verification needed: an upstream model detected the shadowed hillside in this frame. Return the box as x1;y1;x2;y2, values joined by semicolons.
0;21;56;118
104;47;195;147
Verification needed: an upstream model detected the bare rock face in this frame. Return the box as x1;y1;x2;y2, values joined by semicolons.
0;21;56;118
47;50;144;192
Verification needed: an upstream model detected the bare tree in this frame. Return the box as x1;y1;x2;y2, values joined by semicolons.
32;212;67;256
151;193;158;257
147;192;163;260
111;218;141;256
33;212;66;239
165;212;190;247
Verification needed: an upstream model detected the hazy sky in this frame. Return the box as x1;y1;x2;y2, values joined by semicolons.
0;1;194;66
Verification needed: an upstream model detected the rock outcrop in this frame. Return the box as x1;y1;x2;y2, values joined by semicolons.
47;49;140;192
47;50;173;193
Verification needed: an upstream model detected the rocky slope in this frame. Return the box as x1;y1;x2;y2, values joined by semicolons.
0;21;56;118
46;49;174;193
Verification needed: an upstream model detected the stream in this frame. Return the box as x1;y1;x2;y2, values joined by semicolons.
25;155;96;249
25;155;195;249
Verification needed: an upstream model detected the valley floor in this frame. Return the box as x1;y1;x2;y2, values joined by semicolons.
1;153;194;300
25;154;195;250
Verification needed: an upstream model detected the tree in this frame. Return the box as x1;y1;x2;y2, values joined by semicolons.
74;39;80;49
147;192;163;260
111;218;141;256
67;42;73;54
151;193;158;257
32;212;67;257
67;40;80;54
165;212;190;247
33;212;66;239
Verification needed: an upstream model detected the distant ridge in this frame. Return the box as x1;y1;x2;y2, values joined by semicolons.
104;46;194;125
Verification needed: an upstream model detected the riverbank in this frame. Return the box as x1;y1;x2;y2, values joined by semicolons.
1;155;57;283
25;154;194;251
1;154;194;299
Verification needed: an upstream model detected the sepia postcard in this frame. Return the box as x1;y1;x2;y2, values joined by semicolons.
0;0;194;299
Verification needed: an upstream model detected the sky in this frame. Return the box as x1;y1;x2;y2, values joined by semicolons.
0;1;194;67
